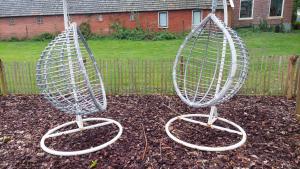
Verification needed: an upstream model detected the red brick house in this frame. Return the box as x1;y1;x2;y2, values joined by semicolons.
0;0;294;39
233;0;294;29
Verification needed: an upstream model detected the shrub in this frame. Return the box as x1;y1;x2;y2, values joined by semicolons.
111;23;145;40
32;33;55;41
110;23;178;40
79;22;93;39
8;37;20;42
89;34;106;40
292;0;300;26
154;31;177;40
257;19;273;32
275;23;287;33
294;21;300;29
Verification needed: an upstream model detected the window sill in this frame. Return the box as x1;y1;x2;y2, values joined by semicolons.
268;16;283;19
239;18;253;21
158;26;168;29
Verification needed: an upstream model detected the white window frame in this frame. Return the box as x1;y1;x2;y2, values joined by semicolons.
192;10;202;27
158;11;168;28
297;8;300;22
97;14;103;22
8;17;15;26
268;0;285;19
130;12;138;21
36;16;43;24
239;0;254;20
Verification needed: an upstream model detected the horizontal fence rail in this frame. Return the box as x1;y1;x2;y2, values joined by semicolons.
0;56;298;96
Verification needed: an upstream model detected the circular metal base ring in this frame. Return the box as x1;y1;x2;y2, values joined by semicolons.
165;114;246;152
40;118;123;156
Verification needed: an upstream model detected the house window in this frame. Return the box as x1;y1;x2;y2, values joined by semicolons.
192;10;201;26
8;17;15;26
69;16;73;23
269;0;284;17
158;11;168;28
240;0;254;19
130;12;138;21
129;12;137;21
97;14;103;22
36;16;43;24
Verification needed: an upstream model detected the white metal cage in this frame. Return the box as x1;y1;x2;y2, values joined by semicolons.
36;0;122;156
166;0;249;151
173;16;249;108
36;24;107;115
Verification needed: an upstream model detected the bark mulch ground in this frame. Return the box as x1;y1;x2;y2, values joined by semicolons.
0;95;299;168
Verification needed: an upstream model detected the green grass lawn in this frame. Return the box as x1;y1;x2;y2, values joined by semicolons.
0;29;299;62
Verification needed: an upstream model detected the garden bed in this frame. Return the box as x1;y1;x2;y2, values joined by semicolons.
0;95;299;168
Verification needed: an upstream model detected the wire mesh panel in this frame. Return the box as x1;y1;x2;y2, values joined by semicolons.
36;24;106;115
173;15;249;108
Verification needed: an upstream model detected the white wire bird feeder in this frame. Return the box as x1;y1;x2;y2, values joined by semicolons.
36;0;122;156
165;0;249;151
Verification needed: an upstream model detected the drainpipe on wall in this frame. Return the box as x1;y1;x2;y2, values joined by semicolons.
25;26;28;39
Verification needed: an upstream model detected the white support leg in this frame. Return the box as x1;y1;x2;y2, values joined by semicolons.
208;106;218;126
76;115;84;129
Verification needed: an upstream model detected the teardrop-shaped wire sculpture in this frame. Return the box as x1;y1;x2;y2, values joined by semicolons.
37;0;122;156
37;24;107;115
166;0;249;151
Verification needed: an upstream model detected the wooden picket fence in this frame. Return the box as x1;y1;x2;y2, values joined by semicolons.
0;56;299;96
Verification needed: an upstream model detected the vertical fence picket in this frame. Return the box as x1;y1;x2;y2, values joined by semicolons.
269;57;274;94
117;60;121;94
19;62;23;94
7;63;12;94
165;60;168;94
22;62;28;94
254;57;260;94
104;60;109;94
134;59;137;94
259;57;264;95
22;62;27;94
152;61;154;93
128;60;132;93
27;62;33;94
277;57;282;95
115;59;118;94
10;63;15;94
14;62;18;94
0;59;8;95
282;56;287;95
295;59;300;96
160;62;164;94
151;60;154;93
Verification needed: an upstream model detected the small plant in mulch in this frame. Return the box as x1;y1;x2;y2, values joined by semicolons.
0;136;12;144
89;160;98;169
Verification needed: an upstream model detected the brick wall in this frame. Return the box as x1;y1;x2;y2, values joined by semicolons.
0;10;220;39
233;0;293;27
0;9;227;39
0;1;295;39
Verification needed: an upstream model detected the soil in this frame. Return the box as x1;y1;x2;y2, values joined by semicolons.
0;95;299;169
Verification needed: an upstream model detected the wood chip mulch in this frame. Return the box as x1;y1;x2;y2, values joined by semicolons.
0;95;299;168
